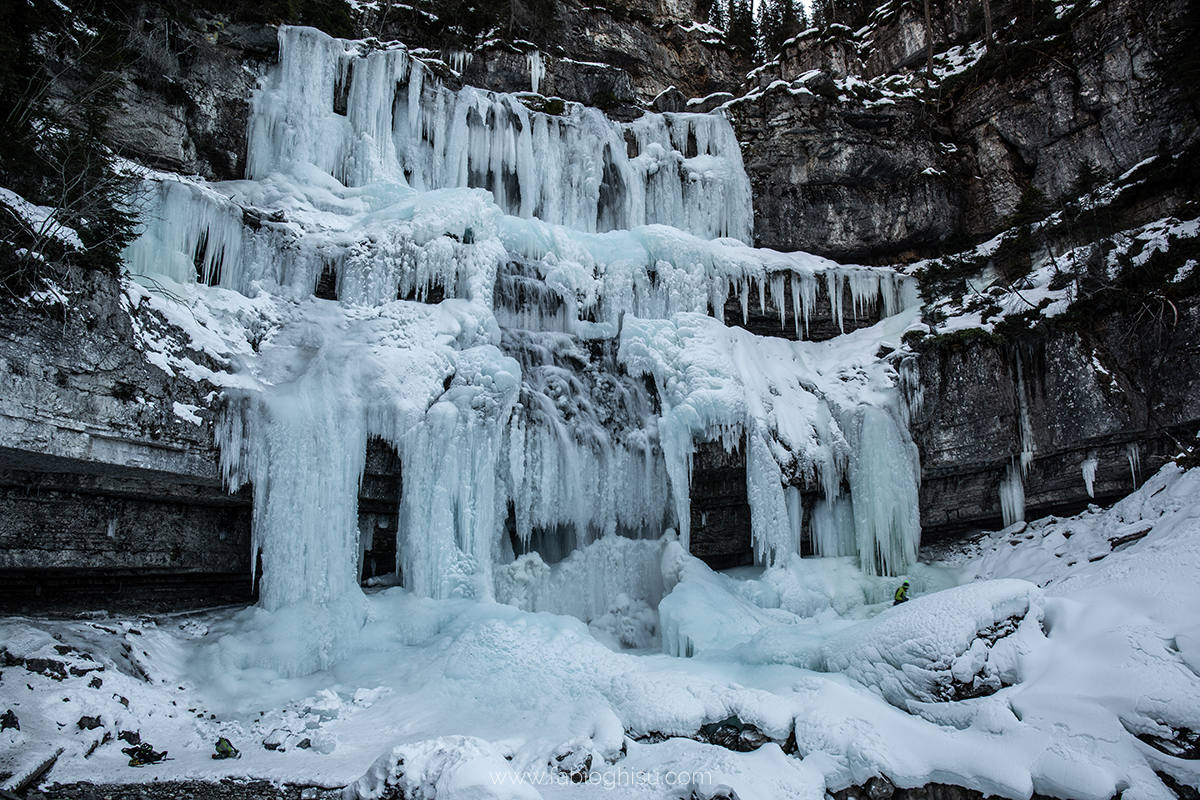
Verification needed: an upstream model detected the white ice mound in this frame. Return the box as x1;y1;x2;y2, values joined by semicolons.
346;735;542;800
822;579;1046;707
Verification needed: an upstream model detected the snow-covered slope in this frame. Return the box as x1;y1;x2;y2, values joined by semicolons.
2;464;1197;799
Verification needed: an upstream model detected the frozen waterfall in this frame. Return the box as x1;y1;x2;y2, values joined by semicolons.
122;25;924;632
246;27;752;241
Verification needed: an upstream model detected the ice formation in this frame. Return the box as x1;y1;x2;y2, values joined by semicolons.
1082;453;1098;497
122;25;923;629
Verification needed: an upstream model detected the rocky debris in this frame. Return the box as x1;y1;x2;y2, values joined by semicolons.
38;782;323;800
629;714;782;754
697;715;774;752
0;748;63;797
262;729;311;753
0;644;104;682
1135;725;1200;760
0;710;17;732
76;717;102;731
831;781;1081;800
550;742;592;783
689;785;740;800
1157;770;1200;800
933;615;1023;702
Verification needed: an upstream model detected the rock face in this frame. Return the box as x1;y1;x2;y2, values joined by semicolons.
0;270;250;610
373;0;743;107
947;0;1195;237
729;79;963;262
107;11;273;180
911;301;1200;539
733;0;1197;259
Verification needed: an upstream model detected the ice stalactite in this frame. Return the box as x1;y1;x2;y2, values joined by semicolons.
996;350;1037;526
1082;453;1099;498
1000;461;1026;528
1127;442;1141;487
124;179;247;288
447;51;473;75
526;51;544;94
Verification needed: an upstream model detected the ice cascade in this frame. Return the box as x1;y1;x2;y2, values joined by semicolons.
122;25;924;634
247;27;752;242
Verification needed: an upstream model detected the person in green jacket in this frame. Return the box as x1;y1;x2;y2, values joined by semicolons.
894;581;910;605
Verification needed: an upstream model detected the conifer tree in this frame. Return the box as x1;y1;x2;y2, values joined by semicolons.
726;0;757;62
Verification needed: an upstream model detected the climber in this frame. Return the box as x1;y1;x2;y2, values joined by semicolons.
212;737;240;760
893;581;910;605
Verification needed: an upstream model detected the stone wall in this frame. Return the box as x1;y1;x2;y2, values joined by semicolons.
911;300;1200;540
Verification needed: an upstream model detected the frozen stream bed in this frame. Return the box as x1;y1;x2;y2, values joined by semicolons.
3;465;1199;800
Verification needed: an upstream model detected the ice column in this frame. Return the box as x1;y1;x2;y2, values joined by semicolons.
218;364;369;611
1000;460;1026;528
1126;442;1141;487
846;405;922;576
527;51;545;94
1082;453;1098;498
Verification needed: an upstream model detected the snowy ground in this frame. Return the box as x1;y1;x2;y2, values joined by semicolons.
3;465;1199;800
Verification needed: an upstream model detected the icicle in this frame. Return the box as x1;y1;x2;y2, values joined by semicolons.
526;50;545;95
448;50;473;75
1126;442;1141;487
1014;351;1036;476
747;427;793;566
826;271;845;333
1082;453;1098;498
785;485;803;554
999;460;1026;528
769;273;787;330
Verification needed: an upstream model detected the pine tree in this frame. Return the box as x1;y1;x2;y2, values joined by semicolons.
710;0;726;30
726;0;757;62
758;0;806;56
758;0;783;56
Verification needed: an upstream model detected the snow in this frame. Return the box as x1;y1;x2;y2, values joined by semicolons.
4;464;1198;799
0;186;84;250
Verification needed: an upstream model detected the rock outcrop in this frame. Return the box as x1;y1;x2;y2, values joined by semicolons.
729;77;963;262
911;300;1200;539
0;269;249;610
734;0;1197;259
